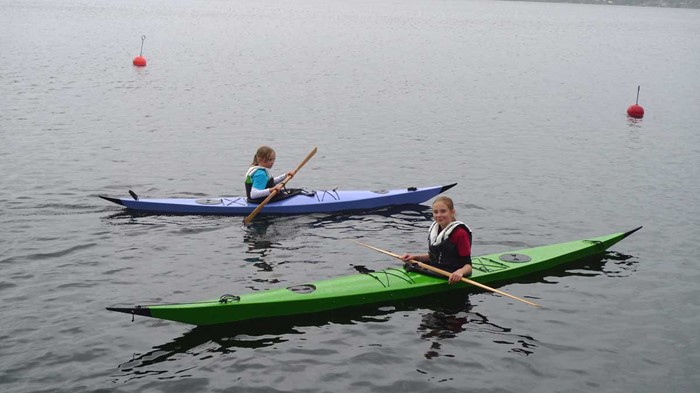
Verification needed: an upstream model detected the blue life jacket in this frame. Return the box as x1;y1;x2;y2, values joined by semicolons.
244;166;274;203
244;166;304;204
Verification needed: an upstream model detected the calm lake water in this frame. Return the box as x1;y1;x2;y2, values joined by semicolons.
1;0;699;392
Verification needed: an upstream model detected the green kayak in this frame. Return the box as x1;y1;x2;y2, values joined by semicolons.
107;227;641;326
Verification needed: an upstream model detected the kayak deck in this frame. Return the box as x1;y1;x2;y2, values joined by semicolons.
99;183;456;215
107;227;641;326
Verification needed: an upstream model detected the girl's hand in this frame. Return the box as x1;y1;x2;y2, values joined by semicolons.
448;266;471;284
448;271;464;284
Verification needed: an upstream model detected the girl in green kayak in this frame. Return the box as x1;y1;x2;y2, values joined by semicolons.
244;146;297;203
401;196;473;284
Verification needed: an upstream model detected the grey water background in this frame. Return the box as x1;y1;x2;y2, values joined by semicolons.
1;0;699;392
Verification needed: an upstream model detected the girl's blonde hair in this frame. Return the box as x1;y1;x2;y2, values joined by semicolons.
251;146;275;166
432;196;455;210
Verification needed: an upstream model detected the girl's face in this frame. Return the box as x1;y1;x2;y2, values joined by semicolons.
432;201;455;227
259;153;276;169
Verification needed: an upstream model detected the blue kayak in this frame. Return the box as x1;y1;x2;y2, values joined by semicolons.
99;183;456;215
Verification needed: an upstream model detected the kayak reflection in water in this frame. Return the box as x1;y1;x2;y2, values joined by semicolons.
244;145;299;203
401;196;473;284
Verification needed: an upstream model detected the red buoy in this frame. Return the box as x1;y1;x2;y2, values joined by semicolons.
627;104;644;118
133;35;147;67
627;85;644;118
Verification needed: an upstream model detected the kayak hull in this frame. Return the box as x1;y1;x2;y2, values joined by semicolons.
100;184;456;215
107;227;641;326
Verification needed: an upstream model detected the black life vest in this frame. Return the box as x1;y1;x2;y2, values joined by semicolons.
427;221;472;272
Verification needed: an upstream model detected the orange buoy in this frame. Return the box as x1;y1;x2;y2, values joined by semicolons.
627;85;644;118
133;35;147;67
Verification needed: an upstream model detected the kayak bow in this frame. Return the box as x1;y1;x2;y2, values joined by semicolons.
107;227;641;326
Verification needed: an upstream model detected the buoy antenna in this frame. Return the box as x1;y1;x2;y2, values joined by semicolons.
133;35;148;67
626;85;645;118
139;35;146;56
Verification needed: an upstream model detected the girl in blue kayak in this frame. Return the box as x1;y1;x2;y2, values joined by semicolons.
244;146;298;203
401;196;473;284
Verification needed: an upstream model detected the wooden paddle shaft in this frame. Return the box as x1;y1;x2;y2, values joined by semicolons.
353;240;541;308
